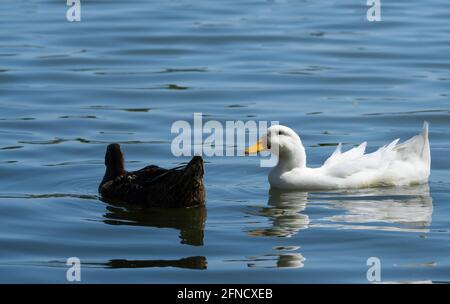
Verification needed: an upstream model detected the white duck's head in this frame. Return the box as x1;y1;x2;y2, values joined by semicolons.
245;125;307;170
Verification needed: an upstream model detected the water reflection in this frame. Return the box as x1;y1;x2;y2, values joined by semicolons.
243;185;433;269
43;256;207;270
313;184;433;233
226;246;305;269
249;184;433;237
247;190;309;237
242;191;310;269
101;256;207;270
102;201;207;246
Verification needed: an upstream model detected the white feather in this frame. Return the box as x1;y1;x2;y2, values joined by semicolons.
264;123;431;190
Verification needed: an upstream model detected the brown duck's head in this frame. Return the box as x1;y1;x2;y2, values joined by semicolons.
105;143;125;172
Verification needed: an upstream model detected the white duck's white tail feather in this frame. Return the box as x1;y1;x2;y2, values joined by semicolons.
394;122;430;164
422;121;429;137
421;121;430;162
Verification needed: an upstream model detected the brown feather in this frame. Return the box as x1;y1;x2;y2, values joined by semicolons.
99;144;205;208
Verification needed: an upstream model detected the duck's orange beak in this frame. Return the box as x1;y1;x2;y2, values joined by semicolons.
245;139;266;155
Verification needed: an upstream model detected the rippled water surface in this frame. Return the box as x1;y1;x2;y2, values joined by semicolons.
1;0;449;283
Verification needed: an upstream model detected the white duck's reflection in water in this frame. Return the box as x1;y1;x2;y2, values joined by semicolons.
226;246;305;269
312;184;433;233
241;191;309;269
242;184;433;269
248;184;433;237
247;190;309;238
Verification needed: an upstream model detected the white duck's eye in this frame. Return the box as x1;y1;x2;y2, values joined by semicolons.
278;130;283;136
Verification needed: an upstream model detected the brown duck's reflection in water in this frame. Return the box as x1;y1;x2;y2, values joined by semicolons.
102;200;207;246
46;256;207;270
80;256;207;270
103;256;207;270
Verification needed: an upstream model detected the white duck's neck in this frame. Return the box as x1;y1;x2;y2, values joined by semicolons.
277;142;307;171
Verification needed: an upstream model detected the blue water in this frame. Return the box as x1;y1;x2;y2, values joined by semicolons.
0;0;449;283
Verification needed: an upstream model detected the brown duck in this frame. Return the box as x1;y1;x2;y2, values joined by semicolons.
99;144;205;208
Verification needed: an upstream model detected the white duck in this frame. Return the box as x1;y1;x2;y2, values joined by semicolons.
245;123;430;190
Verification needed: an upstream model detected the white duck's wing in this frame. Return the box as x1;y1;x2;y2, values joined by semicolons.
323;141;366;168
322;139;399;179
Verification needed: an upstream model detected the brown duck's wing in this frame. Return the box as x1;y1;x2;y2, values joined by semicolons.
100;164;185;203
140;165;186;185
132;165;169;182
100;165;167;202
144;157;205;208
101;157;204;207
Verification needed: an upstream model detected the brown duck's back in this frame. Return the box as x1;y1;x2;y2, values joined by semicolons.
99;144;205;208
